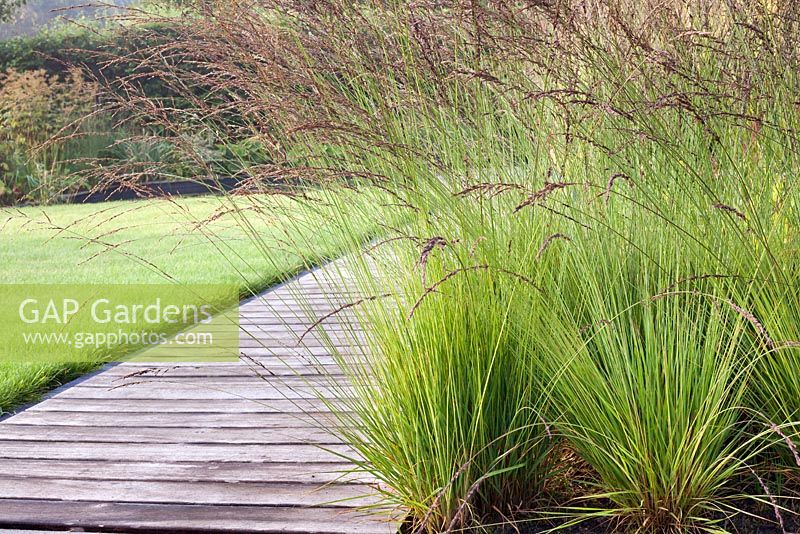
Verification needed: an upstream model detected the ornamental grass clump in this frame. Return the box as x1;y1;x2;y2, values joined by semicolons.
336;257;554;530
322;182;559;531
523;257;760;531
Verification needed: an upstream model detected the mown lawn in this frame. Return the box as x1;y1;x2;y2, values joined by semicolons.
0;190;381;413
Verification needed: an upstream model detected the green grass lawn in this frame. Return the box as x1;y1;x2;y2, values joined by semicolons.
0;190;381;413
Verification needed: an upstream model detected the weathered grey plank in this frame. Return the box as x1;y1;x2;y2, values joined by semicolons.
0;441;354;463
6;410;339;428
0;425;344;444
117;360;339;369
26;398;347;413
53;384;353;401
236;348;362;359
0;499;395;533
238;338;364;349
238;322;359;331
0;459;361;483
0;477;378;507
129;346;348;357
111;358;362;369
100;363;345;377
79;375;347;387
237;315;357;322
238;305;351;314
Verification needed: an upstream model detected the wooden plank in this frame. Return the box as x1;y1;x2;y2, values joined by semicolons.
0;441;354;463
76;378;351;390
101;363;346;377
237;305;349;313
130;346;345;357
58;362;348;373
238;346;360;356
238;309;356;317
5;410;341;428
237;322;359;331
117;359;343;369
26;398;347;413
244;287;353;295
240;303;358;310
238;336;364;347
78;375;348;387
0;425;344;445
237;347;362;357
119;362;366;375
0;459;362;483
238;314;356;321
128;348;360;359
0;499;394;533
237;340;364;350
52;384;354;401
0;477;378;507
237;324;361;333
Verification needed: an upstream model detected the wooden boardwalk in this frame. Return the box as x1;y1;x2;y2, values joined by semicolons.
0;263;397;533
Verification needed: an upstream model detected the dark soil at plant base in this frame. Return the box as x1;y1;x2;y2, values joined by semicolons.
489;492;800;533
497;452;800;533
514;519;791;533
506;507;798;533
